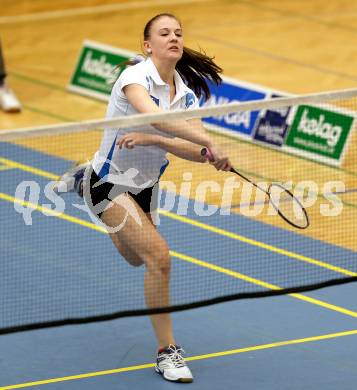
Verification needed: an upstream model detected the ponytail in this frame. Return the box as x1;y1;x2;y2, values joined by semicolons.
176;46;222;101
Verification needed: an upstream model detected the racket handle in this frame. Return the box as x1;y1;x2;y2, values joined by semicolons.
201;147;215;162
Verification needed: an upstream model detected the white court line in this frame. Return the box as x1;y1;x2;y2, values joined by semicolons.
0;0;213;25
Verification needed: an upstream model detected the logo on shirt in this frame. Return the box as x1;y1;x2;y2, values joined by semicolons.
185;93;195;108
150;95;160;106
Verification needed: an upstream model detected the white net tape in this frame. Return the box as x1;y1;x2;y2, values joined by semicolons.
1;88;357;140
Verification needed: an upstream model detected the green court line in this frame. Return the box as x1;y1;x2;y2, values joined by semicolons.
22;104;75;123
0;329;356;389
10;71;70;93
8;69;357;178
10;71;107;104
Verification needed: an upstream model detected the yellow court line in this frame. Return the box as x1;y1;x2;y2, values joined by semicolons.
1;329;356;389
1;156;355;278
171;251;357;318
160;210;357;277
0;157;59;180
0;165;14;172
0;192;106;233
1;192;357;318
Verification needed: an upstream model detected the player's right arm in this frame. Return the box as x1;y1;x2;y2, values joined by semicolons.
123;84;212;148
117;131;231;170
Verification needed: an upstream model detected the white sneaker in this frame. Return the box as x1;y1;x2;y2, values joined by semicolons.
52;162;90;196
155;345;193;383
0;85;21;113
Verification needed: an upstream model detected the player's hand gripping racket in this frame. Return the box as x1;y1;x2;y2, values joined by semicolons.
201;148;310;229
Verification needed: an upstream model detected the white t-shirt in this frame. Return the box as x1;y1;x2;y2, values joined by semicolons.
92;57;200;188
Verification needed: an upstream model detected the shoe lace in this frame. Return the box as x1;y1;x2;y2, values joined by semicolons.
166;345;186;368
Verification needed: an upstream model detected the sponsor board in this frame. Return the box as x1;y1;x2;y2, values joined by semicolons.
68;41;355;166
252;94;292;147
201;78;266;138
68;40;133;101
68;40;268;139
284;105;355;165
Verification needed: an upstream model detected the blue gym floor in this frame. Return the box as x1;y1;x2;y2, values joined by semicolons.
0;143;356;390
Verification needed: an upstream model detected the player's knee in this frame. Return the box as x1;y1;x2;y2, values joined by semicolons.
147;244;171;276
158;252;171;276
128;257;145;267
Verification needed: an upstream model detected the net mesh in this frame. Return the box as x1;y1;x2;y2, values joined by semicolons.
1;90;357;334
267;184;309;228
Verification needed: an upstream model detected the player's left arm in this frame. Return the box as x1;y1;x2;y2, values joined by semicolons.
117;118;231;168
153;117;206;162
117;131;206;162
156;136;206;162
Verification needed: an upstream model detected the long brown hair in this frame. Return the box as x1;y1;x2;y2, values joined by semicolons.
144;13;222;100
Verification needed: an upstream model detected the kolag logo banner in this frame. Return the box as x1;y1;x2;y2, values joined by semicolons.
68;40;133;101
285;105;354;163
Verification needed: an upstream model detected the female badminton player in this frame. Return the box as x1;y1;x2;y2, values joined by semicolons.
55;13;231;383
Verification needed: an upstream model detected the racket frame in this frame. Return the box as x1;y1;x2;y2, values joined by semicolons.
201;148;310;229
